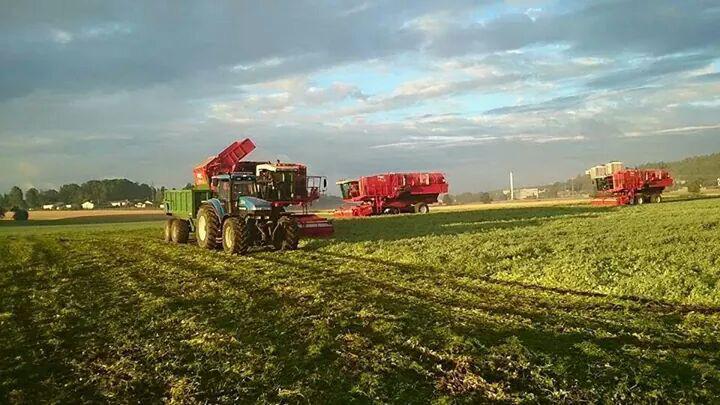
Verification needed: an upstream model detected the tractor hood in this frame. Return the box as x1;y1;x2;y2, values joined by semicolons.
237;196;273;211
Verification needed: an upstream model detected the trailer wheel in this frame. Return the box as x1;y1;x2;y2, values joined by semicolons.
416;203;430;214
275;216;299;251
171;219;190;244
163;219;173;242
222;217;251;255
196;204;220;250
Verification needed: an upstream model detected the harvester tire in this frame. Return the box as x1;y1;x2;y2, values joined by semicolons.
163;219;173;242
636;195;645;205
222;217;252;255
653;194;662;203
171;219;190;244
196;204;220;250
273;216;299;251
416;203;430;214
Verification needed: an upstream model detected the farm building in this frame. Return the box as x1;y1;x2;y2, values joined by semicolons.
110;200;130;207
42;204;55;210
81;201;95;210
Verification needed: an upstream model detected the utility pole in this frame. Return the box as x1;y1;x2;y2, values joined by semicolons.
509;171;515;201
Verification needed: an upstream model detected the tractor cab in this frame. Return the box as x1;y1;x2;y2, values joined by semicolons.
211;173;272;215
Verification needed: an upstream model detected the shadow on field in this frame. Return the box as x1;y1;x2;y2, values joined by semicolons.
310;205;609;245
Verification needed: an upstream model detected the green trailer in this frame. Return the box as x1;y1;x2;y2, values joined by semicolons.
162;189;212;244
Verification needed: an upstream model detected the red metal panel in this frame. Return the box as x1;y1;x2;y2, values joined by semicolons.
193;138;256;187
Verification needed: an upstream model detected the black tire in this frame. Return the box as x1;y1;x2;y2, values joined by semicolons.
196;204;221;250
163;219;173;242
653;194;662;203
416;203;430;214
636;195;645;205
222;217;252;255
275;216;299;251
171;219;190;244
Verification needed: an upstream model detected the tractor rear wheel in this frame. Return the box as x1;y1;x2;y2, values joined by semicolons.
222;217;252;255
416;203;430;214
196;204;220;250
171;219;190;244
163;219;173;242
275;216;299;251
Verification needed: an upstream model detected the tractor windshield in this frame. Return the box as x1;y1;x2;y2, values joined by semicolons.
232;181;256;199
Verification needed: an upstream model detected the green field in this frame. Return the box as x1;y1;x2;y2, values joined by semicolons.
2;199;720;403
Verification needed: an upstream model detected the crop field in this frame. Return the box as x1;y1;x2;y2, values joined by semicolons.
2;199;720;403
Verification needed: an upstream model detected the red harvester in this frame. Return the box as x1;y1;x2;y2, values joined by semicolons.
588;161;673;206
193;139;334;236
334;172;449;217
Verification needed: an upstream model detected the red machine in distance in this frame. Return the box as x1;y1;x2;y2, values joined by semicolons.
334;172;449;217
193;138;333;236
588;162;673;206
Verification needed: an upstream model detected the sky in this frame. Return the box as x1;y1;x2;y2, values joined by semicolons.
1;0;719;194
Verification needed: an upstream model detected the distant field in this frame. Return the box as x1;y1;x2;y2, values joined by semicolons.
1;199;720;402
6;208;164;221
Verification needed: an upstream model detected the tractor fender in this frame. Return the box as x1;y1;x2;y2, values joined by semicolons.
203;198;227;220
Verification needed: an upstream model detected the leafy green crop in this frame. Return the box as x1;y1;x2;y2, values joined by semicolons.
1;199;720;403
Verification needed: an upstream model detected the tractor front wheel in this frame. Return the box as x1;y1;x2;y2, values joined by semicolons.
274;216;299;251
222;217;252;255
196;205;220;250
171;219;190;244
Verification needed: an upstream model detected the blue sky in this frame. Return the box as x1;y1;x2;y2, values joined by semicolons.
1;0;719;193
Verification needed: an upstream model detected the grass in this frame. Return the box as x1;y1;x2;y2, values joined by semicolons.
1;199;720;403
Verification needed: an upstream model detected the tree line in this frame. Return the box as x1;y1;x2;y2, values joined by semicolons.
0;179;166;210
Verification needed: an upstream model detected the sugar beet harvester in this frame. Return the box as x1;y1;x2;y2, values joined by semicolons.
163;138;333;255
588;161;673;206
334;172;449;217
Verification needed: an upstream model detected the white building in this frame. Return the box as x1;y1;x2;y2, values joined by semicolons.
81;201;95;210
42;204;55;210
110;200;130;207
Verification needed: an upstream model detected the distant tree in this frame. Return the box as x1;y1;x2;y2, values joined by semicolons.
25;188;41;208
478;192;492;204
441;194;454;205
11;207;29;221
0;207;5;218
154;186;166;204
59;184;82;204
687;180;702;194
40;189;60;204
7;186;26;209
183;183;193;190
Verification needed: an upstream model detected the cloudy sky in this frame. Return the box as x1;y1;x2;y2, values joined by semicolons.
1;0;719;193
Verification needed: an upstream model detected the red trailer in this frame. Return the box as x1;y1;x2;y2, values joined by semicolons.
591;169;673;206
334;172;449;217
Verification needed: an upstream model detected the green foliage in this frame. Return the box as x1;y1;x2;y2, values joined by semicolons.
687;179;702;193
451;192;492;204
24;188;40;209
6;186;26;209
1;199;720;402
